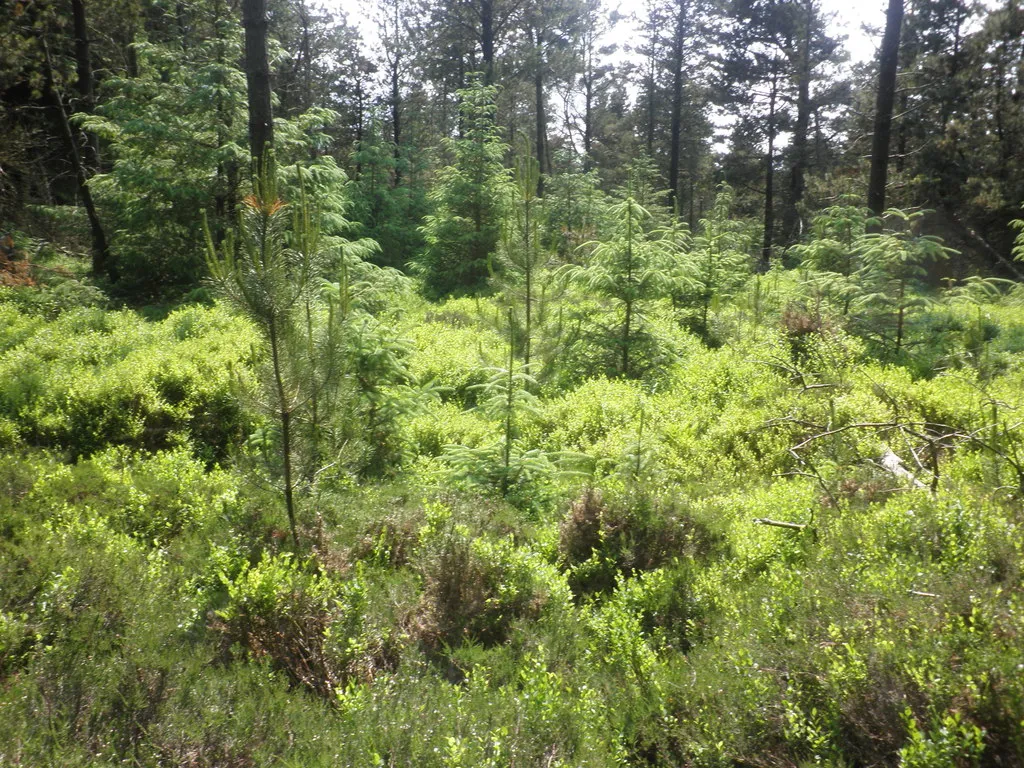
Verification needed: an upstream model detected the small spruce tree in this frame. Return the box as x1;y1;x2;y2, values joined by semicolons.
496;142;552;369
563;196;677;377
417;81;512;298
851;209;953;353
681;183;754;338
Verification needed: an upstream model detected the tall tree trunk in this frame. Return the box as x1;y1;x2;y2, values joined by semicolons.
268;318;300;551
176;2;189;48
481;0;495;85
354;81;365;178
242;0;274;175
126;20;140;78
583;65;594;170
523;194;533;367
534;27;546;197
761;69;779;272
667;4;686;211
392;56;402;186
298;0;313;111
70;0;99;170
645;58;656;156
785;13;812;243
43;40;112;279
867;0;904;230
214;0;238;242
688;164;696;230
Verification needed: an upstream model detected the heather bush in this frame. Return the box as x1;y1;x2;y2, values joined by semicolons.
413;503;570;649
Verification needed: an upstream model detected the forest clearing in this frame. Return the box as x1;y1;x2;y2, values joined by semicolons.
2;0;1024;765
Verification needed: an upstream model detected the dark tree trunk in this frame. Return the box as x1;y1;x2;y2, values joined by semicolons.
384;0;404;185
242;0;274;175
583;67;594;169
580;23;597;171
354;81;365;178
785;20;812;243
71;0;100;170
667;4;686;211
688;172;696;230
481;0;495;85
268;318;300;551
761;69;779;272
645;59;656;156
867;0;904;230
43;40;112;280
298;0;313;111
71;0;94;110
176;2;189;47
534;27;546;197
214;3;238;242
392;57;402;186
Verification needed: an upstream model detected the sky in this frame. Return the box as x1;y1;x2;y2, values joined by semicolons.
332;0;891;154
340;0;1002;74
820;0;885;63
342;0;890;67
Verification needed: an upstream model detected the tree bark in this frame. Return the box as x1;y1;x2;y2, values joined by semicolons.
867;0;904;230
645;57;656;156
753;517;808;531
481;0;495;85
583;66;594;169
761;68;779;272
214;0;238;242
392;55;402;186
70;0;99;170
667;3;686;212
43;40;112;280
268;318;300;551
297;0;313;111
242;0;274;175
785;9;812;243
534;26;547;197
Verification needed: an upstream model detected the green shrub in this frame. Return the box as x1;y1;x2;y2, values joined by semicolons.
405;314;503;407
0;302;254;459
0;506;194;763
24;446;236;545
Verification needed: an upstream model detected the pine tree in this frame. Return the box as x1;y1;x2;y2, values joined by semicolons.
681;183;754;337
852;209;952;352
720;0;844;260
867;0;905;229
634;0;715;221
205;160;314;549
79;7;250;291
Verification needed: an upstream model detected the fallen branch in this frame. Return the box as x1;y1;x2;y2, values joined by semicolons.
791;422;901;451
908;590;940;599
753;517;808;531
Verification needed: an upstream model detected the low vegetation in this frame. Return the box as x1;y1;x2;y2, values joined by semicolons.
2;187;1024;767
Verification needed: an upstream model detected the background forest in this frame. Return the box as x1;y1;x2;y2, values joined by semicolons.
2;0;1024;765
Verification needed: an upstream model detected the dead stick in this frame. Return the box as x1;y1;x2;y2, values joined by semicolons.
753;517;807;531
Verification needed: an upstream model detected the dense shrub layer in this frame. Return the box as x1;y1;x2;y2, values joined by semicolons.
3;276;1024;766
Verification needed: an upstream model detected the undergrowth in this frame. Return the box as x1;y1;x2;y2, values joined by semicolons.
2;228;1024;767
